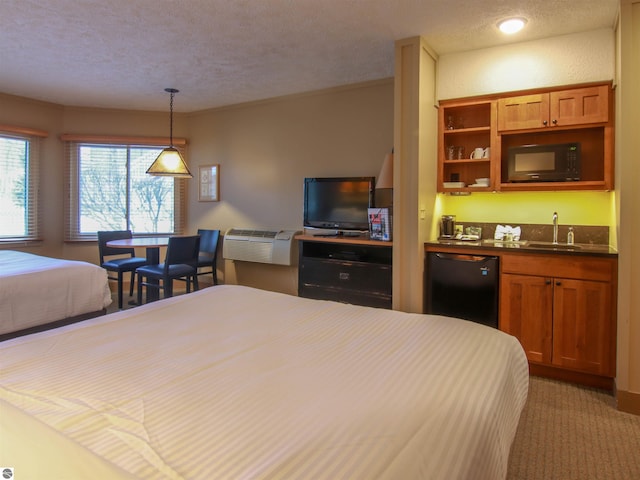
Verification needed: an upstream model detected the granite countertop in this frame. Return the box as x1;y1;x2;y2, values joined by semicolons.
425;239;617;257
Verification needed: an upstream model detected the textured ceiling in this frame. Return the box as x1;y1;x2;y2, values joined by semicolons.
0;0;619;112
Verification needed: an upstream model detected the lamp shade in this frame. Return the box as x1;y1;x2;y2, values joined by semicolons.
146;147;192;178
147;87;193;178
376;152;393;189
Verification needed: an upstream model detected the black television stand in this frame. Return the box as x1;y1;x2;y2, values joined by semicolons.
296;234;392;309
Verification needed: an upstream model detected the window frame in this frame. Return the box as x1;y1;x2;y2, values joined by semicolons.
62;135;188;241
0;124;47;244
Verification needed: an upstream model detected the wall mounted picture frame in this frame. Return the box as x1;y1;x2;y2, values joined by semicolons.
199;164;220;202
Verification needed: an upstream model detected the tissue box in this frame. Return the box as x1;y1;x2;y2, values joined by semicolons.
368;208;392;241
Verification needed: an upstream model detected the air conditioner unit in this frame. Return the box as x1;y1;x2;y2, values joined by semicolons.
222;228;301;266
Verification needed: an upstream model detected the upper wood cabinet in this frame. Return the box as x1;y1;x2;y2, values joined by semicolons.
497;93;550;131
498;84;609;132
436;82;614;193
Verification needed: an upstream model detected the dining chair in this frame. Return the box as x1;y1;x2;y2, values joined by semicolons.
97;230;148;310
136;235;201;304
196;229;220;285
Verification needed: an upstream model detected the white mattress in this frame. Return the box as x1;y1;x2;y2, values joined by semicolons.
0;250;112;335
0;285;529;479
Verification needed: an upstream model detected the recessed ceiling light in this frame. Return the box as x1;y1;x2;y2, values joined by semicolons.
498;17;527;35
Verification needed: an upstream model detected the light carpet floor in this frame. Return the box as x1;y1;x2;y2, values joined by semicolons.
508;376;640;479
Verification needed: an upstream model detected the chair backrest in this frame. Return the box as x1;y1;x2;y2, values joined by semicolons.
97;230;135;263
164;235;201;273
197;229;220;258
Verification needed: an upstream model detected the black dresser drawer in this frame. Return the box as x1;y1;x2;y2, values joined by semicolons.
300;283;392;309
300;258;391;295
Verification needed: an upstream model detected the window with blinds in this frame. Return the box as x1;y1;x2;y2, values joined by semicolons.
0;126;45;243
63;135;187;241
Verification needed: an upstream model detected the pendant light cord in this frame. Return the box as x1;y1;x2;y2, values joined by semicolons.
168;90;174;147
165;87;179;148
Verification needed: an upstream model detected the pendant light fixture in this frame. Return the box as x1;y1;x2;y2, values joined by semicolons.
146;88;193;178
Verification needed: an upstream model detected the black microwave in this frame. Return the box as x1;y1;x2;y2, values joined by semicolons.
507;142;581;182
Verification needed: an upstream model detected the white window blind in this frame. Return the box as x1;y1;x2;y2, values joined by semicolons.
63;135;187;241
0;125;46;243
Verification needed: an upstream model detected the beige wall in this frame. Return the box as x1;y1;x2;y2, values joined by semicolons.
393;37;438;313
0;81;394;296
437;28;615;100
187;80;394;293
0;96;188;264
615;0;640;412
0;94;64;258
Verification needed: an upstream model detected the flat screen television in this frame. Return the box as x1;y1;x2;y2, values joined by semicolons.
303;177;375;231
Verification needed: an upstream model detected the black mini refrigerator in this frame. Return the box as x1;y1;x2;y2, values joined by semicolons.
425;252;499;328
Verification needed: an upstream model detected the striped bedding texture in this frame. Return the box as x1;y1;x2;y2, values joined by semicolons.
0;285;528;479
0;250;112;335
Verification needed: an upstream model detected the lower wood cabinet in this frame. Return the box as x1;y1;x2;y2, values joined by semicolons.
500;253;617;384
500;274;553;364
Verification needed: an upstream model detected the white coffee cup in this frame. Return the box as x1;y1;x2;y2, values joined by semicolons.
482;147;490;158
470;147;488;159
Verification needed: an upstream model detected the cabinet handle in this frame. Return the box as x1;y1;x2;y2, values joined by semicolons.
545;279;552;285
555;281;562;286
543;120;548;126
552;119;558;125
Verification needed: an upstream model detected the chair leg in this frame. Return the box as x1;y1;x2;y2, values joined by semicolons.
193;275;199;291
165;278;173;298
129;271;135;297
117;271;124;309
137;272;143;305
212;268;217;286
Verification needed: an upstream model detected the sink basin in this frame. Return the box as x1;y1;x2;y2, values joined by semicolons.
528;242;581;250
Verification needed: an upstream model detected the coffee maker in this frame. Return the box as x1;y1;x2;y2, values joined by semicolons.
440;215;456;239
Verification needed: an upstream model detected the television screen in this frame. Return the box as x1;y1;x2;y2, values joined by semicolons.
303;177;375;231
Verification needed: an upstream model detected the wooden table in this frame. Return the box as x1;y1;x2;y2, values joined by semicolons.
106;237;170;302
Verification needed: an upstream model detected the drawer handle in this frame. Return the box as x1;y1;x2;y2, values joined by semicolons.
339;272;350;281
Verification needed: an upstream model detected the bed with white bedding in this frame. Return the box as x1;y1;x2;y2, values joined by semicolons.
0;250;112;339
0;285;529;480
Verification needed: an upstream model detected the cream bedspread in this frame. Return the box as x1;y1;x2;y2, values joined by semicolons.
0;250;112;335
0;285;528;479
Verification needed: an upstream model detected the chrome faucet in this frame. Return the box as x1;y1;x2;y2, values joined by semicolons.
552;212;558;244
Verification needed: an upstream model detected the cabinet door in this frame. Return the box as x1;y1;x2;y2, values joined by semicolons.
549;85;609;127
552;278;613;376
497;93;549;131
500;273;553;364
